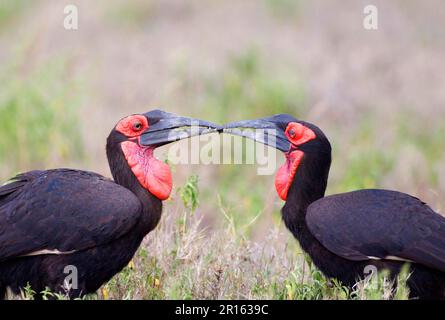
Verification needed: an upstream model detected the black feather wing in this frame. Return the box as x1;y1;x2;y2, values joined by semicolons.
0;169;142;261
306;189;445;272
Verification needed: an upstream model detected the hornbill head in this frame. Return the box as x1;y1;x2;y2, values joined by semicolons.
108;109;221;200
223;114;331;201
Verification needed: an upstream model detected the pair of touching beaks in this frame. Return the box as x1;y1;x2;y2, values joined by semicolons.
140;109;292;152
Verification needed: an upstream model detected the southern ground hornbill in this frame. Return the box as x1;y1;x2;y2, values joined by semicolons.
224;114;445;299
0;109;218;299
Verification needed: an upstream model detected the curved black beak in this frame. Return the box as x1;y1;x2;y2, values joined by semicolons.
140;109;222;147
223;116;292;152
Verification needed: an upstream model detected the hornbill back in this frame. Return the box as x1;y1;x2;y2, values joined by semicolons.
306;189;445;272
0;169;142;262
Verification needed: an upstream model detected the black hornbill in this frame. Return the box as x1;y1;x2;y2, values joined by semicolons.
0;109;219;299
224;114;445;299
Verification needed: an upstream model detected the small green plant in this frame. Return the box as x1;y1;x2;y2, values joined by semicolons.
393;264;411;300
41;287;71;300
179;175;200;212
282;262;349;300
351;264;411;300
20;283;36;300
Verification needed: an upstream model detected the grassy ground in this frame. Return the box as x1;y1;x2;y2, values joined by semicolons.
1;0;444;299
9;176;411;300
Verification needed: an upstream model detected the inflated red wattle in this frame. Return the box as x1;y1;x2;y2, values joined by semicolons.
275;150;304;201
120;141;172;200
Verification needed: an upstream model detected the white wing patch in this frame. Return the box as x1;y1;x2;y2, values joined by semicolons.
384;255;413;263
367;255;412;263
21;249;76;257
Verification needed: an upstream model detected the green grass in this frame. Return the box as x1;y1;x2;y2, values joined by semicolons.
0;0;32;29
0;42;432;300
178;174;200;212
197;49;306;123
8;174;411;300
328;109;445;195
264;0;303;19
396;112;445;186
0;55;84;181
104;0;156;28
337;148;394;191
188;49;308;234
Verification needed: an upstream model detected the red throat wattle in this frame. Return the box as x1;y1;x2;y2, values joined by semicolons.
274;122;316;201
120;141;172;200
275;150;304;201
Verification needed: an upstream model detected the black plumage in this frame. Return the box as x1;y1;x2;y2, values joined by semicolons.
0;110;218;299
225;115;445;299
0;169;158;299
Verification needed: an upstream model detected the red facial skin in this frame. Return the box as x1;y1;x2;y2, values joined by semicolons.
115;115;149;138
116;115;172;200
274;122;316;201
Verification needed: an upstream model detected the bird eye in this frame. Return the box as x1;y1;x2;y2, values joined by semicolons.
133;122;142;131
288;129;296;138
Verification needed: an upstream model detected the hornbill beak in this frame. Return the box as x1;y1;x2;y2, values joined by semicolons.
223;116;292;152
140;109;222;147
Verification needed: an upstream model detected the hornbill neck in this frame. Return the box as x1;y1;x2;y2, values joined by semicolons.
106;139;162;234
282;148;331;247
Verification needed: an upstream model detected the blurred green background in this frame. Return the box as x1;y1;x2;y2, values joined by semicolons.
0;0;444;299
